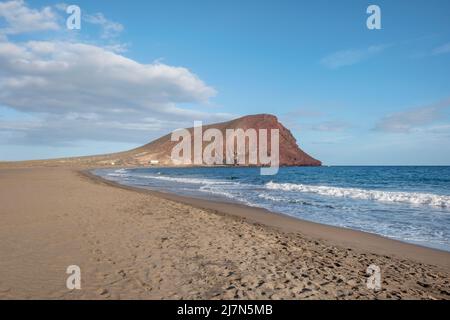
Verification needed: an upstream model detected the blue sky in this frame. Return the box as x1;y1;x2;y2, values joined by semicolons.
0;0;449;164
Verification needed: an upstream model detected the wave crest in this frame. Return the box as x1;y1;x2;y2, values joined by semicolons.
140;174;234;185
265;181;450;208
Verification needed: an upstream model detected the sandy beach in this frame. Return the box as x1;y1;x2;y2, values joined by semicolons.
0;166;449;300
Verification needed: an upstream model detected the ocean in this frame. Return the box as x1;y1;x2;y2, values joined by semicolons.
93;166;450;252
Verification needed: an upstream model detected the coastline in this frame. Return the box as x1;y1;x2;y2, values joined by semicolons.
1;166;449;299
83;169;450;270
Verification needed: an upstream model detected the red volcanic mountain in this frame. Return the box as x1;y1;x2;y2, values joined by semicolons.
104;114;321;167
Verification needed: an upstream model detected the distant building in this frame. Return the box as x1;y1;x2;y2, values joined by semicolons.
149;160;159;165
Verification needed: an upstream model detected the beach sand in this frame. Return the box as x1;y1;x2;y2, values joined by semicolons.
0;166;449;299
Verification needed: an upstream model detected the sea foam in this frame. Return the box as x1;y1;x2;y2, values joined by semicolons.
265;181;450;208
141;174;233;185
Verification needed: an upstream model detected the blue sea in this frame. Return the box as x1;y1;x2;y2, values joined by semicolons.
93;166;450;252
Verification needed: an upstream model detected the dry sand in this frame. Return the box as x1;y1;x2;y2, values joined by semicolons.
0;167;449;299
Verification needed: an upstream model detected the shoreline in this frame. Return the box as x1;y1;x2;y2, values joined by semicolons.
1;166;449;299
83;169;450;271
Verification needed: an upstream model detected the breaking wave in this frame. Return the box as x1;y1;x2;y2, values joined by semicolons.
106;168;129;177
140;174;234;185
265;181;450;208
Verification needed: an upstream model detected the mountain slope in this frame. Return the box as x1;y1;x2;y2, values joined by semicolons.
105;114;321;167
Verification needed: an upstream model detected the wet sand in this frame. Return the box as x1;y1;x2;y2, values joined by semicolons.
0;167;449;299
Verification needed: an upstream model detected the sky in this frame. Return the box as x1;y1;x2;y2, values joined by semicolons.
0;0;449;165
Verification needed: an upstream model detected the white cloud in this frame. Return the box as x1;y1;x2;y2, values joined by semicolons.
53;3;69;12
103;43;128;53
283;108;324;118
0;2;233;146
321;45;388;69
83;12;123;39
374;98;450;133
432;42;450;56
53;3;124;39
53;3;129;53
0;0;59;35
0;39;232;145
310;121;350;132
0;40;216;115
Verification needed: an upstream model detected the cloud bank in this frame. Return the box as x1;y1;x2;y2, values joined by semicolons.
0;1;232;147
374;98;450;133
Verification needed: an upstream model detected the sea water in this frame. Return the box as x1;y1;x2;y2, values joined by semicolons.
93;166;450;252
